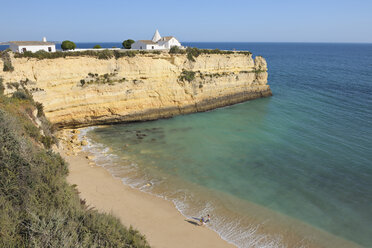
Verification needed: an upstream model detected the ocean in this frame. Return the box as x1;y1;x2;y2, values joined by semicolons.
4;42;372;247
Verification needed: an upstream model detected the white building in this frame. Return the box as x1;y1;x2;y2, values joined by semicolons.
9;37;56;53
131;30;182;50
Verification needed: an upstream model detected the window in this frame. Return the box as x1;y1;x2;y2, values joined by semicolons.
48;47;52;52
22;48;27;52
152;46;154;49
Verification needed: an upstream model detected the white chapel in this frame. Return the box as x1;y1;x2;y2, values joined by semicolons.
131;30;182;50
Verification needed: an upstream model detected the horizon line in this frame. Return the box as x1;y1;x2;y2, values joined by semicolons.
1;41;372;45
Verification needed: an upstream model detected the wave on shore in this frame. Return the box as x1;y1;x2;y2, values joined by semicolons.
77;127;324;248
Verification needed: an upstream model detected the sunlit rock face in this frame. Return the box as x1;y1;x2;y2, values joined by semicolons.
1;52;271;127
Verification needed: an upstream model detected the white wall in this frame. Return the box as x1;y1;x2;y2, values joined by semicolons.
131;38;182;50
157;38;182;49
10;44;56;53
146;44;164;50
131;41;147;50
132;41;165;50
164;38;181;49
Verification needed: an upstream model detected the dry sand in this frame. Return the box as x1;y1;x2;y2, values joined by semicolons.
59;147;235;248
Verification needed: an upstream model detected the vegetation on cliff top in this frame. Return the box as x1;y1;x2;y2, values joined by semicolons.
9;47;252;62
170;46;252;61
0;88;150;247
13;50;143;60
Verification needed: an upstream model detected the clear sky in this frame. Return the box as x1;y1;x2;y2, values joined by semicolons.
1;0;371;43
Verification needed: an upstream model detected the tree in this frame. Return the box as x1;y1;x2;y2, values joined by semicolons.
93;45;102;49
122;39;135;49
61;40;76;51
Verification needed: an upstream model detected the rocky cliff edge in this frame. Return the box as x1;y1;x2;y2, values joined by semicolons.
0;51;271;127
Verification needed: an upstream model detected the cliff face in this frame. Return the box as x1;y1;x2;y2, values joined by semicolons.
0;52;271;127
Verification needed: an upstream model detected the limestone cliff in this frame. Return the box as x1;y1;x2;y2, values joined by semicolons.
0;52;271;127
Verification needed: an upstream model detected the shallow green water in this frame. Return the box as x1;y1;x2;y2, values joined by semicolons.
83;43;372;247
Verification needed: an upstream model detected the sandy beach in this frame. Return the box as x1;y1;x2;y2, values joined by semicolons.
58;144;235;248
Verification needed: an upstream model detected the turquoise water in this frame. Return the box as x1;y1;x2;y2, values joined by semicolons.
84;43;372;247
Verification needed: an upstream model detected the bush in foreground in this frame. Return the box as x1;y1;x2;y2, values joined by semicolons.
0;94;151;247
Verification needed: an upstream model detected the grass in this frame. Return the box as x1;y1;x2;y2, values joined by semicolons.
0;93;151;247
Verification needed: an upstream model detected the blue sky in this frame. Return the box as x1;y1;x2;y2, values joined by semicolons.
1;0;371;43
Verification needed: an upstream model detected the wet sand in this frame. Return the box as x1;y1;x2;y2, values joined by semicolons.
58;146;235;248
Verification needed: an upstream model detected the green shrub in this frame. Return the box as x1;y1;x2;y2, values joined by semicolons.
34;50;48;56
35;102;44;117
237;51;252;55
12;90;31;100
79;72;121;86
179;70;196;82
114;50;137;59
183;47;249;61
169;46;185;54
125;51;137;57
1;50;14;72
40;135;54;149
11;45;247;64
3;63;14;72
0;94;151;247
7;82;20;90
186;47;201;62
122;39;135;49
0;77;4;94
13;49;138;60
97;50;114;60
15;50;69;60
93;44;102;49
24;122;41;140
61;40;76;51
